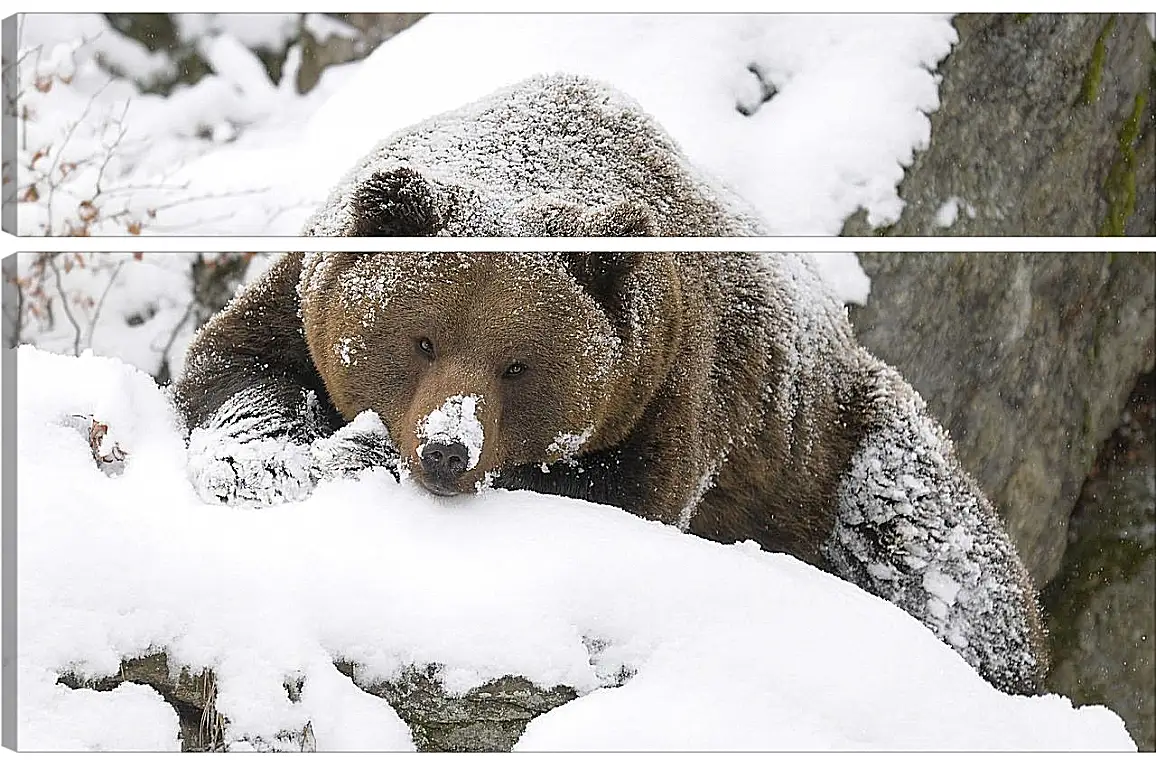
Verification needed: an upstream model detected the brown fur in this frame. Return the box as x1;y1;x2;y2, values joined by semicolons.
176;74;1047;696
177;250;1048;695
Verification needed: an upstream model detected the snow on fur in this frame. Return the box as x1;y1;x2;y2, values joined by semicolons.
547;427;595;465
304;74;768;240
186;384;321;506
417;395;486;471
305;14;953;240
826;359;1045;695
15;346;1136;751
186;385;397;506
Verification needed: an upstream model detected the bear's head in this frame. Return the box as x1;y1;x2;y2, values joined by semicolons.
334;163;662;238
300;250;684;497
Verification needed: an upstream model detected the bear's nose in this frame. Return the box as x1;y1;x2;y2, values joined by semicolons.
419;441;469;481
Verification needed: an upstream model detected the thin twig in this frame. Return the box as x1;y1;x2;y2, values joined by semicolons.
86;258;125;348
3;271;26;348
42;79;115;232
155;295;198;383
92;100;132;199
46;255;83;356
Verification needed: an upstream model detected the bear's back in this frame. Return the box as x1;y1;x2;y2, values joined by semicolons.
306;74;767;237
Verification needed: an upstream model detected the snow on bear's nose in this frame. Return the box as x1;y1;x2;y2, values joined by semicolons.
416;394;485;472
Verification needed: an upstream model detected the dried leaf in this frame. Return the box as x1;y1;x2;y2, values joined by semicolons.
62;414;128;477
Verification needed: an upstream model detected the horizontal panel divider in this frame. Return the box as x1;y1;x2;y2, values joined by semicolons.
2;235;1154;254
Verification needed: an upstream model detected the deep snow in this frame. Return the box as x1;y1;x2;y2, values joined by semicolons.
14;346;1137;751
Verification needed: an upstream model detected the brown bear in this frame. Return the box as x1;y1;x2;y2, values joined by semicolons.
174;74;1048;698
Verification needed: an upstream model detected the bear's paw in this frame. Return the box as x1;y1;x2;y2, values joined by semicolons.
310;411;401;483
187;427;316;508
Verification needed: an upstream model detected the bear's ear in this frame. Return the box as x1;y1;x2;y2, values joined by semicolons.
567;253;645;311
580;200;657;238
348;166;449;237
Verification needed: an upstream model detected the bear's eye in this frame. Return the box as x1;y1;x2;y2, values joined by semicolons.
503;362;527;379
417;337;435;360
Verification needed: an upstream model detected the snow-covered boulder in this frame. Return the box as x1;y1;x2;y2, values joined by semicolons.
15;347;1136;751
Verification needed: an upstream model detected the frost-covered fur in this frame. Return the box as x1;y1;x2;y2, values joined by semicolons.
186;387;399;506
825;358;1046;695
305;74;767;239
174;75;1047;696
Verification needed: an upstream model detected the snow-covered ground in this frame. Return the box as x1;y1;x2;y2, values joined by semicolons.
7;14;1141;752
14;346;1137;751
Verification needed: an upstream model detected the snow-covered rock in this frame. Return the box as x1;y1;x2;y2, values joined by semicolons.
14;347;1136;751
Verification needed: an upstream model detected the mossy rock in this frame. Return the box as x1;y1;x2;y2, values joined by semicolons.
841;13;1155;237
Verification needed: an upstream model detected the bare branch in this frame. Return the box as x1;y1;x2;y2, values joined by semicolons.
42;78;116;232
3;271;26;348
86;258;126;348
92;99;131;199
46;255;83;356
154;291;198;386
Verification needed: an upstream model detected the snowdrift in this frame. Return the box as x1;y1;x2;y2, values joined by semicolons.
14;347;1136;751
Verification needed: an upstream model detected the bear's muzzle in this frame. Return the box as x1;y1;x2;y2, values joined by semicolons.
416;440;470;496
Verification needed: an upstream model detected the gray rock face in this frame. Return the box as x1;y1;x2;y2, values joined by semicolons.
60;655;224;752
62;654;577;752
843;13;1155;237
849;253;1155;586
1044;372;1155;751
334;663;577;752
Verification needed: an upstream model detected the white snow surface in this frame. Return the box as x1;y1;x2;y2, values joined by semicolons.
15;346;1136;751
933;196;976;228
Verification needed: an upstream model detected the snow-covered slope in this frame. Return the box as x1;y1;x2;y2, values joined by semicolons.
16;14;953;243
15;347;1135;751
